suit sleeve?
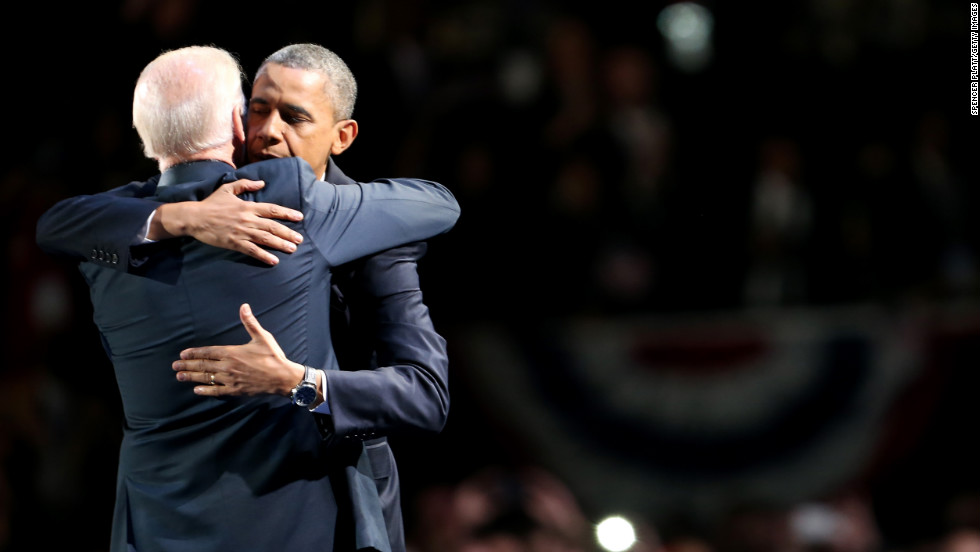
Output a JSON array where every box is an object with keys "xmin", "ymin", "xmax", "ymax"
[
  {"xmin": 319, "ymin": 242, "xmax": 450, "ymax": 437},
  {"xmin": 35, "ymin": 181, "xmax": 162, "ymax": 270},
  {"xmin": 297, "ymin": 163, "xmax": 460, "ymax": 266}
]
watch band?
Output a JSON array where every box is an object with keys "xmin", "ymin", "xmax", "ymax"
[{"xmin": 291, "ymin": 365, "xmax": 318, "ymax": 407}]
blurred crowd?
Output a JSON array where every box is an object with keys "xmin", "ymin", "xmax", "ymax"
[
  {"xmin": 399, "ymin": 462, "xmax": 980, "ymax": 552},
  {"xmin": 2, "ymin": 0, "xmax": 978, "ymax": 551}
]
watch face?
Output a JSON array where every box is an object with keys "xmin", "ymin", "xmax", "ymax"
[{"xmin": 293, "ymin": 384, "xmax": 317, "ymax": 407}]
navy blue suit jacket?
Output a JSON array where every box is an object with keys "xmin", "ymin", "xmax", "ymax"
[
  {"xmin": 35, "ymin": 157, "xmax": 458, "ymax": 552},
  {"xmin": 323, "ymin": 159, "xmax": 450, "ymax": 552}
]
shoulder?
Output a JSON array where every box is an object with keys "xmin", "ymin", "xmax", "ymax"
[
  {"xmin": 235, "ymin": 157, "xmax": 318, "ymax": 183},
  {"xmin": 231, "ymin": 158, "xmax": 342, "ymax": 210}
]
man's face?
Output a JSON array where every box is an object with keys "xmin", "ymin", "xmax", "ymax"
[{"xmin": 247, "ymin": 63, "xmax": 339, "ymax": 178}]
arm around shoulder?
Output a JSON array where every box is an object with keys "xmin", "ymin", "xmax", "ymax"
[
  {"xmin": 35, "ymin": 181, "xmax": 163, "ymax": 269},
  {"xmin": 302, "ymin": 175, "xmax": 461, "ymax": 267}
]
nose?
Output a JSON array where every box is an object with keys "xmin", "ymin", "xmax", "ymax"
[{"xmin": 255, "ymin": 111, "xmax": 284, "ymax": 146}]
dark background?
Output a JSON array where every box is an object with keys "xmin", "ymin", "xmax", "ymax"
[{"xmin": 2, "ymin": 1, "xmax": 978, "ymax": 551}]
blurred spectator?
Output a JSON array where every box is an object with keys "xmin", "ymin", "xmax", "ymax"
[
  {"xmin": 713, "ymin": 502, "xmax": 794, "ymax": 552},
  {"xmin": 787, "ymin": 492, "xmax": 882, "ymax": 552},
  {"xmin": 592, "ymin": 44, "xmax": 674, "ymax": 311},
  {"xmin": 944, "ymin": 493, "xmax": 980, "ymax": 534},
  {"xmin": 600, "ymin": 45, "xmax": 673, "ymax": 216},
  {"xmin": 743, "ymin": 136, "xmax": 813, "ymax": 308},
  {"xmin": 409, "ymin": 465, "xmax": 592, "ymax": 552},
  {"xmin": 940, "ymin": 529, "xmax": 980, "ymax": 552},
  {"xmin": 540, "ymin": 17, "xmax": 600, "ymax": 152}
]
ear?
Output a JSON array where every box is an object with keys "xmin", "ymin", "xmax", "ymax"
[
  {"xmin": 330, "ymin": 119, "xmax": 359, "ymax": 155},
  {"xmin": 232, "ymin": 106, "xmax": 246, "ymax": 144}
]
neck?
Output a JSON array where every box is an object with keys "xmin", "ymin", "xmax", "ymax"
[{"xmin": 159, "ymin": 143, "xmax": 236, "ymax": 172}]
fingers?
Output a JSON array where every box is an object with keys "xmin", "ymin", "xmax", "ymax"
[
  {"xmin": 192, "ymin": 384, "xmax": 226, "ymax": 396},
  {"xmin": 174, "ymin": 360, "xmax": 229, "ymax": 395},
  {"xmin": 172, "ymin": 359, "xmax": 221, "ymax": 380},
  {"xmin": 253, "ymin": 216, "xmax": 304, "ymax": 244},
  {"xmin": 253, "ymin": 202, "xmax": 304, "ymax": 223},
  {"xmin": 216, "ymin": 181, "xmax": 304, "ymax": 229},
  {"xmin": 179, "ymin": 346, "xmax": 227, "ymax": 361},
  {"xmin": 174, "ymin": 365, "xmax": 219, "ymax": 383},
  {"xmin": 238, "ymin": 241, "xmax": 281, "ymax": 266},
  {"xmin": 246, "ymin": 219, "xmax": 303, "ymax": 251},
  {"xmin": 174, "ymin": 370, "xmax": 227, "ymax": 396},
  {"xmin": 236, "ymin": 206, "xmax": 304, "ymax": 264},
  {"xmin": 221, "ymin": 179, "xmax": 266, "ymax": 195},
  {"xmin": 239, "ymin": 303, "xmax": 267, "ymax": 342}
]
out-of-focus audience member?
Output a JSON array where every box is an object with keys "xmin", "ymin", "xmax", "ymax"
[
  {"xmin": 787, "ymin": 492, "xmax": 881, "ymax": 552},
  {"xmin": 409, "ymin": 466, "xmax": 592, "ymax": 552},
  {"xmin": 940, "ymin": 529, "xmax": 980, "ymax": 552},
  {"xmin": 743, "ymin": 136, "xmax": 812, "ymax": 308}
]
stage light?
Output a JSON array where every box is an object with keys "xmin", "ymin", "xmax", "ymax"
[
  {"xmin": 596, "ymin": 515, "xmax": 637, "ymax": 552},
  {"xmin": 656, "ymin": 2, "xmax": 714, "ymax": 72}
]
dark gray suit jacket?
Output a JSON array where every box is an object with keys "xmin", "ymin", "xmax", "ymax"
[{"xmin": 36, "ymin": 157, "xmax": 459, "ymax": 551}]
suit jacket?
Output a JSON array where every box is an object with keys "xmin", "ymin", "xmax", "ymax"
[
  {"xmin": 36, "ymin": 159, "xmax": 453, "ymax": 551},
  {"xmin": 324, "ymin": 159, "xmax": 450, "ymax": 552},
  {"xmin": 36, "ymin": 157, "xmax": 459, "ymax": 552}
]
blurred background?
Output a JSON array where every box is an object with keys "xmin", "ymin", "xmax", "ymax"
[{"xmin": 2, "ymin": 1, "xmax": 978, "ymax": 551}]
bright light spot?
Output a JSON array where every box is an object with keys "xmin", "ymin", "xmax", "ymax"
[
  {"xmin": 656, "ymin": 2, "xmax": 714, "ymax": 72},
  {"xmin": 596, "ymin": 515, "xmax": 637, "ymax": 552}
]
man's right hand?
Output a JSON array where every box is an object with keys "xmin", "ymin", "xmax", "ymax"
[{"xmin": 150, "ymin": 179, "xmax": 304, "ymax": 265}]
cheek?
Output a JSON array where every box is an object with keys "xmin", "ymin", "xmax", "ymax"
[
  {"xmin": 299, "ymin": 129, "xmax": 332, "ymax": 155},
  {"xmin": 282, "ymin": 134, "xmax": 302, "ymax": 154},
  {"xmin": 317, "ymin": 128, "xmax": 340, "ymax": 151}
]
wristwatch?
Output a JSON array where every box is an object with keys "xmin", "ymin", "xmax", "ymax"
[{"xmin": 290, "ymin": 365, "xmax": 318, "ymax": 408}]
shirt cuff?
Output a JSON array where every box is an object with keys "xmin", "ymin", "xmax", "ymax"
[
  {"xmin": 135, "ymin": 210, "xmax": 157, "ymax": 244},
  {"xmin": 310, "ymin": 369, "xmax": 330, "ymax": 414}
]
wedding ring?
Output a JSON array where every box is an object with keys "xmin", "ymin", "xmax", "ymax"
[{"xmin": 209, "ymin": 373, "xmax": 216, "ymax": 386}]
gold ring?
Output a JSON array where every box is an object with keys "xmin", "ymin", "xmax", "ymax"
[{"xmin": 209, "ymin": 373, "xmax": 216, "ymax": 386}]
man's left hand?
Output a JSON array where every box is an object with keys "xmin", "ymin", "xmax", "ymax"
[{"xmin": 173, "ymin": 303, "xmax": 305, "ymax": 397}]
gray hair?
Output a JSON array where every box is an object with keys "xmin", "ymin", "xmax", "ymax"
[
  {"xmin": 132, "ymin": 46, "xmax": 246, "ymax": 162},
  {"xmin": 257, "ymin": 43, "xmax": 357, "ymax": 121}
]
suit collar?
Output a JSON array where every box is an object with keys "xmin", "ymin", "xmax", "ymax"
[
  {"xmin": 324, "ymin": 157, "xmax": 354, "ymax": 186},
  {"xmin": 158, "ymin": 159, "xmax": 235, "ymax": 188},
  {"xmin": 155, "ymin": 160, "xmax": 235, "ymax": 202}
]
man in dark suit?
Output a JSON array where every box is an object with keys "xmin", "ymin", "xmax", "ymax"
[
  {"xmin": 37, "ymin": 44, "xmax": 451, "ymax": 552},
  {"xmin": 35, "ymin": 45, "xmax": 459, "ymax": 552}
]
